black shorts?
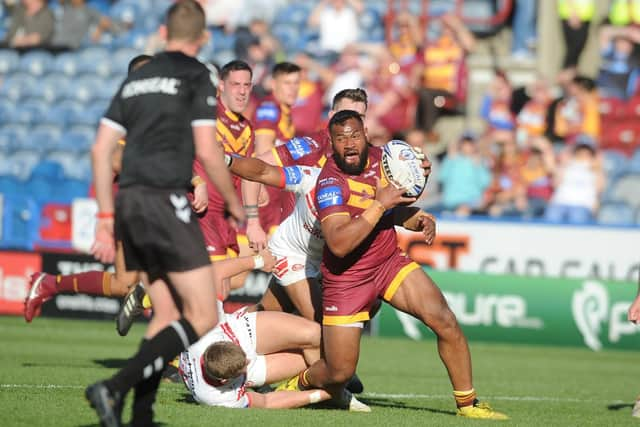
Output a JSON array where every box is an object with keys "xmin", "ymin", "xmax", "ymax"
[{"xmin": 115, "ymin": 186, "xmax": 211, "ymax": 281}]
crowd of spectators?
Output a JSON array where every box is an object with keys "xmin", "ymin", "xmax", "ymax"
[{"xmin": 2, "ymin": 0, "xmax": 640, "ymax": 226}]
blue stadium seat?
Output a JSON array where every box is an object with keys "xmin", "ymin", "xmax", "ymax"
[
  {"xmin": 111, "ymin": 29, "xmax": 150, "ymax": 50},
  {"xmin": 210, "ymin": 29, "xmax": 236, "ymax": 52},
  {"xmin": 87, "ymin": 0, "xmax": 111, "ymax": 14},
  {"xmin": 77, "ymin": 52, "xmax": 113, "ymax": 78},
  {"xmin": 629, "ymin": 150, "xmax": 640, "ymax": 174},
  {"xmin": 52, "ymin": 52, "xmax": 80, "ymax": 76},
  {"xmin": 0, "ymin": 193, "xmax": 41, "ymax": 250},
  {"xmin": 602, "ymin": 149, "xmax": 629, "ymax": 181},
  {"xmin": 610, "ymin": 173, "xmax": 640, "ymax": 207},
  {"xmin": 46, "ymin": 150, "xmax": 78, "ymax": 178},
  {"xmin": 18, "ymin": 50, "xmax": 55, "ymax": 77},
  {"xmin": 0, "ymin": 98, "xmax": 14, "ymax": 125},
  {"xmin": 0, "ymin": 128, "xmax": 19, "ymax": 153},
  {"xmin": 57, "ymin": 177, "xmax": 90, "ymax": 201},
  {"xmin": 110, "ymin": 1, "xmax": 138, "ymax": 26},
  {"xmin": 0, "ymin": 74, "xmax": 38, "ymax": 102},
  {"xmin": 35, "ymin": 73, "xmax": 73, "ymax": 103},
  {"xmin": 23, "ymin": 127, "xmax": 62, "ymax": 154},
  {"xmin": 65, "ymin": 75, "xmax": 102, "ymax": 103},
  {"xmin": 25, "ymin": 160, "xmax": 68, "ymax": 204},
  {"xmin": 68, "ymin": 107, "xmax": 100, "ymax": 128},
  {"xmin": 0, "ymin": 49, "xmax": 19, "ymax": 74},
  {"xmin": 7, "ymin": 100, "xmax": 48, "ymax": 125},
  {"xmin": 8, "ymin": 150, "xmax": 41, "ymax": 180},
  {"xmin": 112, "ymin": 47, "xmax": 141, "ymax": 75},
  {"xmin": 359, "ymin": 8, "xmax": 382, "ymax": 32},
  {"xmin": 272, "ymin": 25, "xmax": 300, "ymax": 53},
  {"xmin": 40, "ymin": 101, "xmax": 82, "ymax": 128},
  {"xmin": 59, "ymin": 129, "xmax": 95, "ymax": 153},
  {"xmin": 0, "ymin": 123, "xmax": 29, "ymax": 141},
  {"xmin": 598, "ymin": 201, "xmax": 635, "ymax": 225}
]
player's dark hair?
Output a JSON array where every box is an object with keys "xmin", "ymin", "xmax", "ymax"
[
  {"xmin": 166, "ymin": 0, "xmax": 205, "ymax": 42},
  {"xmin": 332, "ymin": 88, "xmax": 368, "ymax": 110},
  {"xmin": 220, "ymin": 60, "xmax": 253, "ymax": 80},
  {"xmin": 272, "ymin": 61, "xmax": 301, "ymax": 78},
  {"xmin": 203, "ymin": 342, "xmax": 247, "ymax": 380},
  {"xmin": 127, "ymin": 54, "xmax": 153, "ymax": 74},
  {"xmin": 328, "ymin": 109, "xmax": 364, "ymax": 133}
]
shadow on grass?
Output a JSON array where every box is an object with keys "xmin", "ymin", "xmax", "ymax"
[
  {"xmin": 607, "ymin": 402, "xmax": 634, "ymax": 411},
  {"xmin": 79, "ymin": 423, "xmax": 168, "ymax": 427},
  {"xmin": 91, "ymin": 358, "xmax": 129, "ymax": 369},
  {"xmin": 360, "ymin": 396, "xmax": 456, "ymax": 416},
  {"xmin": 176, "ymin": 393, "xmax": 199, "ymax": 405}
]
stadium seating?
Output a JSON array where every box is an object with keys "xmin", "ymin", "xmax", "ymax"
[
  {"xmin": 0, "ymin": 49, "xmax": 18, "ymax": 74},
  {"xmin": 18, "ymin": 50, "xmax": 54, "ymax": 77},
  {"xmin": 609, "ymin": 173, "xmax": 640, "ymax": 208},
  {"xmin": 597, "ymin": 201, "xmax": 635, "ymax": 226},
  {"xmin": 52, "ymin": 52, "xmax": 80, "ymax": 76},
  {"xmin": 0, "ymin": 193, "xmax": 41, "ymax": 250}
]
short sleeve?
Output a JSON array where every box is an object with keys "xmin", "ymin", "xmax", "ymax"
[
  {"xmin": 191, "ymin": 67, "xmax": 218, "ymax": 127},
  {"xmin": 315, "ymin": 174, "xmax": 349, "ymax": 222}
]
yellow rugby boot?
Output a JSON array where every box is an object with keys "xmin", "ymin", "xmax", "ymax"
[{"xmin": 457, "ymin": 401, "xmax": 509, "ymax": 420}]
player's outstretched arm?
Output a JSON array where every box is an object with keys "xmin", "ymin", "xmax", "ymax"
[
  {"xmin": 246, "ymin": 389, "xmax": 330, "ymax": 409},
  {"xmin": 213, "ymin": 249, "xmax": 276, "ymax": 299},
  {"xmin": 229, "ymin": 155, "xmax": 285, "ymax": 188}
]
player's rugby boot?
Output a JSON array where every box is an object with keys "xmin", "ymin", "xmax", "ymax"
[
  {"xmin": 116, "ymin": 282, "xmax": 146, "ymax": 336},
  {"xmin": 85, "ymin": 381, "xmax": 123, "ymax": 427},
  {"xmin": 24, "ymin": 273, "xmax": 56, "ymax": 322},
  {"xmin": 457, "ymin": 400, "xmax": 509, "ymax": 420}
]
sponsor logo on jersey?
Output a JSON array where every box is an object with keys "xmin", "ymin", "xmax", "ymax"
[
  {"xmin": 317, "ymin": 186, "xmax": 343, "ymax": 209},
  {"xmin": 324, "ymin": 305, "xmax": 339, "ymax": 312},
  {"xmin": 122, "ymin": 77, "xmax": 180, "ymax": 98},
  {"xmin": 286, "ymin": 137, "xmax": 314, "ymax": 160},
  {"xmin": 283, "ymin": 166, "xmax": 303, "ymax": 186},
  {"xmin": 256, "ymin": 103, "xmax": 278, "ymax": 122}
]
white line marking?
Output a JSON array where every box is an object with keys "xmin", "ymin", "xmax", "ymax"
[
  {"xmin": 0, "ymin": 384, "xmax": 626, "ymax": 405},
  {"xmin": 362, "ymin": 392, "xmax": 622, "ymax": 403}
]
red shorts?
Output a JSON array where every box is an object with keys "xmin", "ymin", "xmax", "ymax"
[
  {"xmin": 197, "ymin": 208, "xmax": 239, "ymax": 261},
  {"xmin": 321, "ymin": 252, "xmax": 420, "ymax": 326}
]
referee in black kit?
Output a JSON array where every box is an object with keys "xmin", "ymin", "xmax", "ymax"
[{"xmin": 86, "ymin": 2, "xmax": 245, "ymax": 426}]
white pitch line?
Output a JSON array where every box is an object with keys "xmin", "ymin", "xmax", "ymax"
[
  {"xmin": 0, "ymin": 385, "xmax": 626, "ymax": 405},
  {"xmin": 362, "ymin": 392, "xmax": 622, "ymax": 403}
]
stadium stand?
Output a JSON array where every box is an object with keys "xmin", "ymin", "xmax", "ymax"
[{"xmin": 0, "ymin": 0, "xmax": 638, "ymax": 250}]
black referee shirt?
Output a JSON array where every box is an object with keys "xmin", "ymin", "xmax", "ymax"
[{"xmin": 102, "ymin": 51, "xmax": 218, "ymax": 190}]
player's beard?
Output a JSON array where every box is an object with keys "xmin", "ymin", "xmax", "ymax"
[{"xmin": 334, "ymin": 143, "xmax": 369, "ymax": 175}]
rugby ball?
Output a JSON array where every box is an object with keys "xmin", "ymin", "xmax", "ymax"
[{"xmin": 381, "ymin": 140, "xmax": 427, "ymax": 198}]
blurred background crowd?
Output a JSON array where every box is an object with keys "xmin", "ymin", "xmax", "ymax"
[{"xmin": 1, "ymin": 0, "xmax": 640, "ymax": 251}]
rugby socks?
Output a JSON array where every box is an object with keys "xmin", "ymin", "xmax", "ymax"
[
  {"xmin": 298, "ymin": 368, "xmax": 312, "ymax": 390},
  {"xmin": 55, "ymin": 271, "xmax": 111, "ymax": 296},
  {"xmin": 131, "ymin": 339, "xmax": 162, "ymax": 427},
  {"xmin": 453, "ymin": 388, "xmax": 477, "ymax": 408},
  {"xmin": 106, "ymin": 318, "xmax": 198, "ymax": 396}
]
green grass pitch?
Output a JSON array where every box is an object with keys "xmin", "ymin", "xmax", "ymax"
[{"xmin": 0, "ymin": 315, "xmax": 638, "ymax": 426}]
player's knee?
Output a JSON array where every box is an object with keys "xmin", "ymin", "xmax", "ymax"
[
  {"xmin": 301, "ymin": 322, "xmax": 321, "ymax": 348},
  {"xmin": 421, "ymin": 306, "xmax": 459, "ymax": 334},
  {"xmin": 327, "ymin": 364, "xmax": 356, "ymax": 385}
]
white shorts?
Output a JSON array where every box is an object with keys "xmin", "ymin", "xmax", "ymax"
[{"xmin": 271, "ymin": 253, "xmax": 320, "ymax": 287}]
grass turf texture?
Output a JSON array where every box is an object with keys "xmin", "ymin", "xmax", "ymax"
[{"xmin": 0, "ymin": 316, "xmax": 638, "ymax": 427}]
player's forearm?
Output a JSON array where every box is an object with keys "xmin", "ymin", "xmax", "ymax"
[
  {"xmin": 250, "ymin": 389, "xmax": 331, "ymax": 409},
  {"xmin": 254, "ymin": 134, "xmax": 276, "ymax": 156},
  {"xmin": 230, "ymin": 156, "xmax": 281, "ymax": 188},
  {"xmin": 323, "ymin": 202, "xmax": 386, "ymax": 257},
  {"xmin": 394, "ymin": 207, "xmax": 422, "ymax": 230}
]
